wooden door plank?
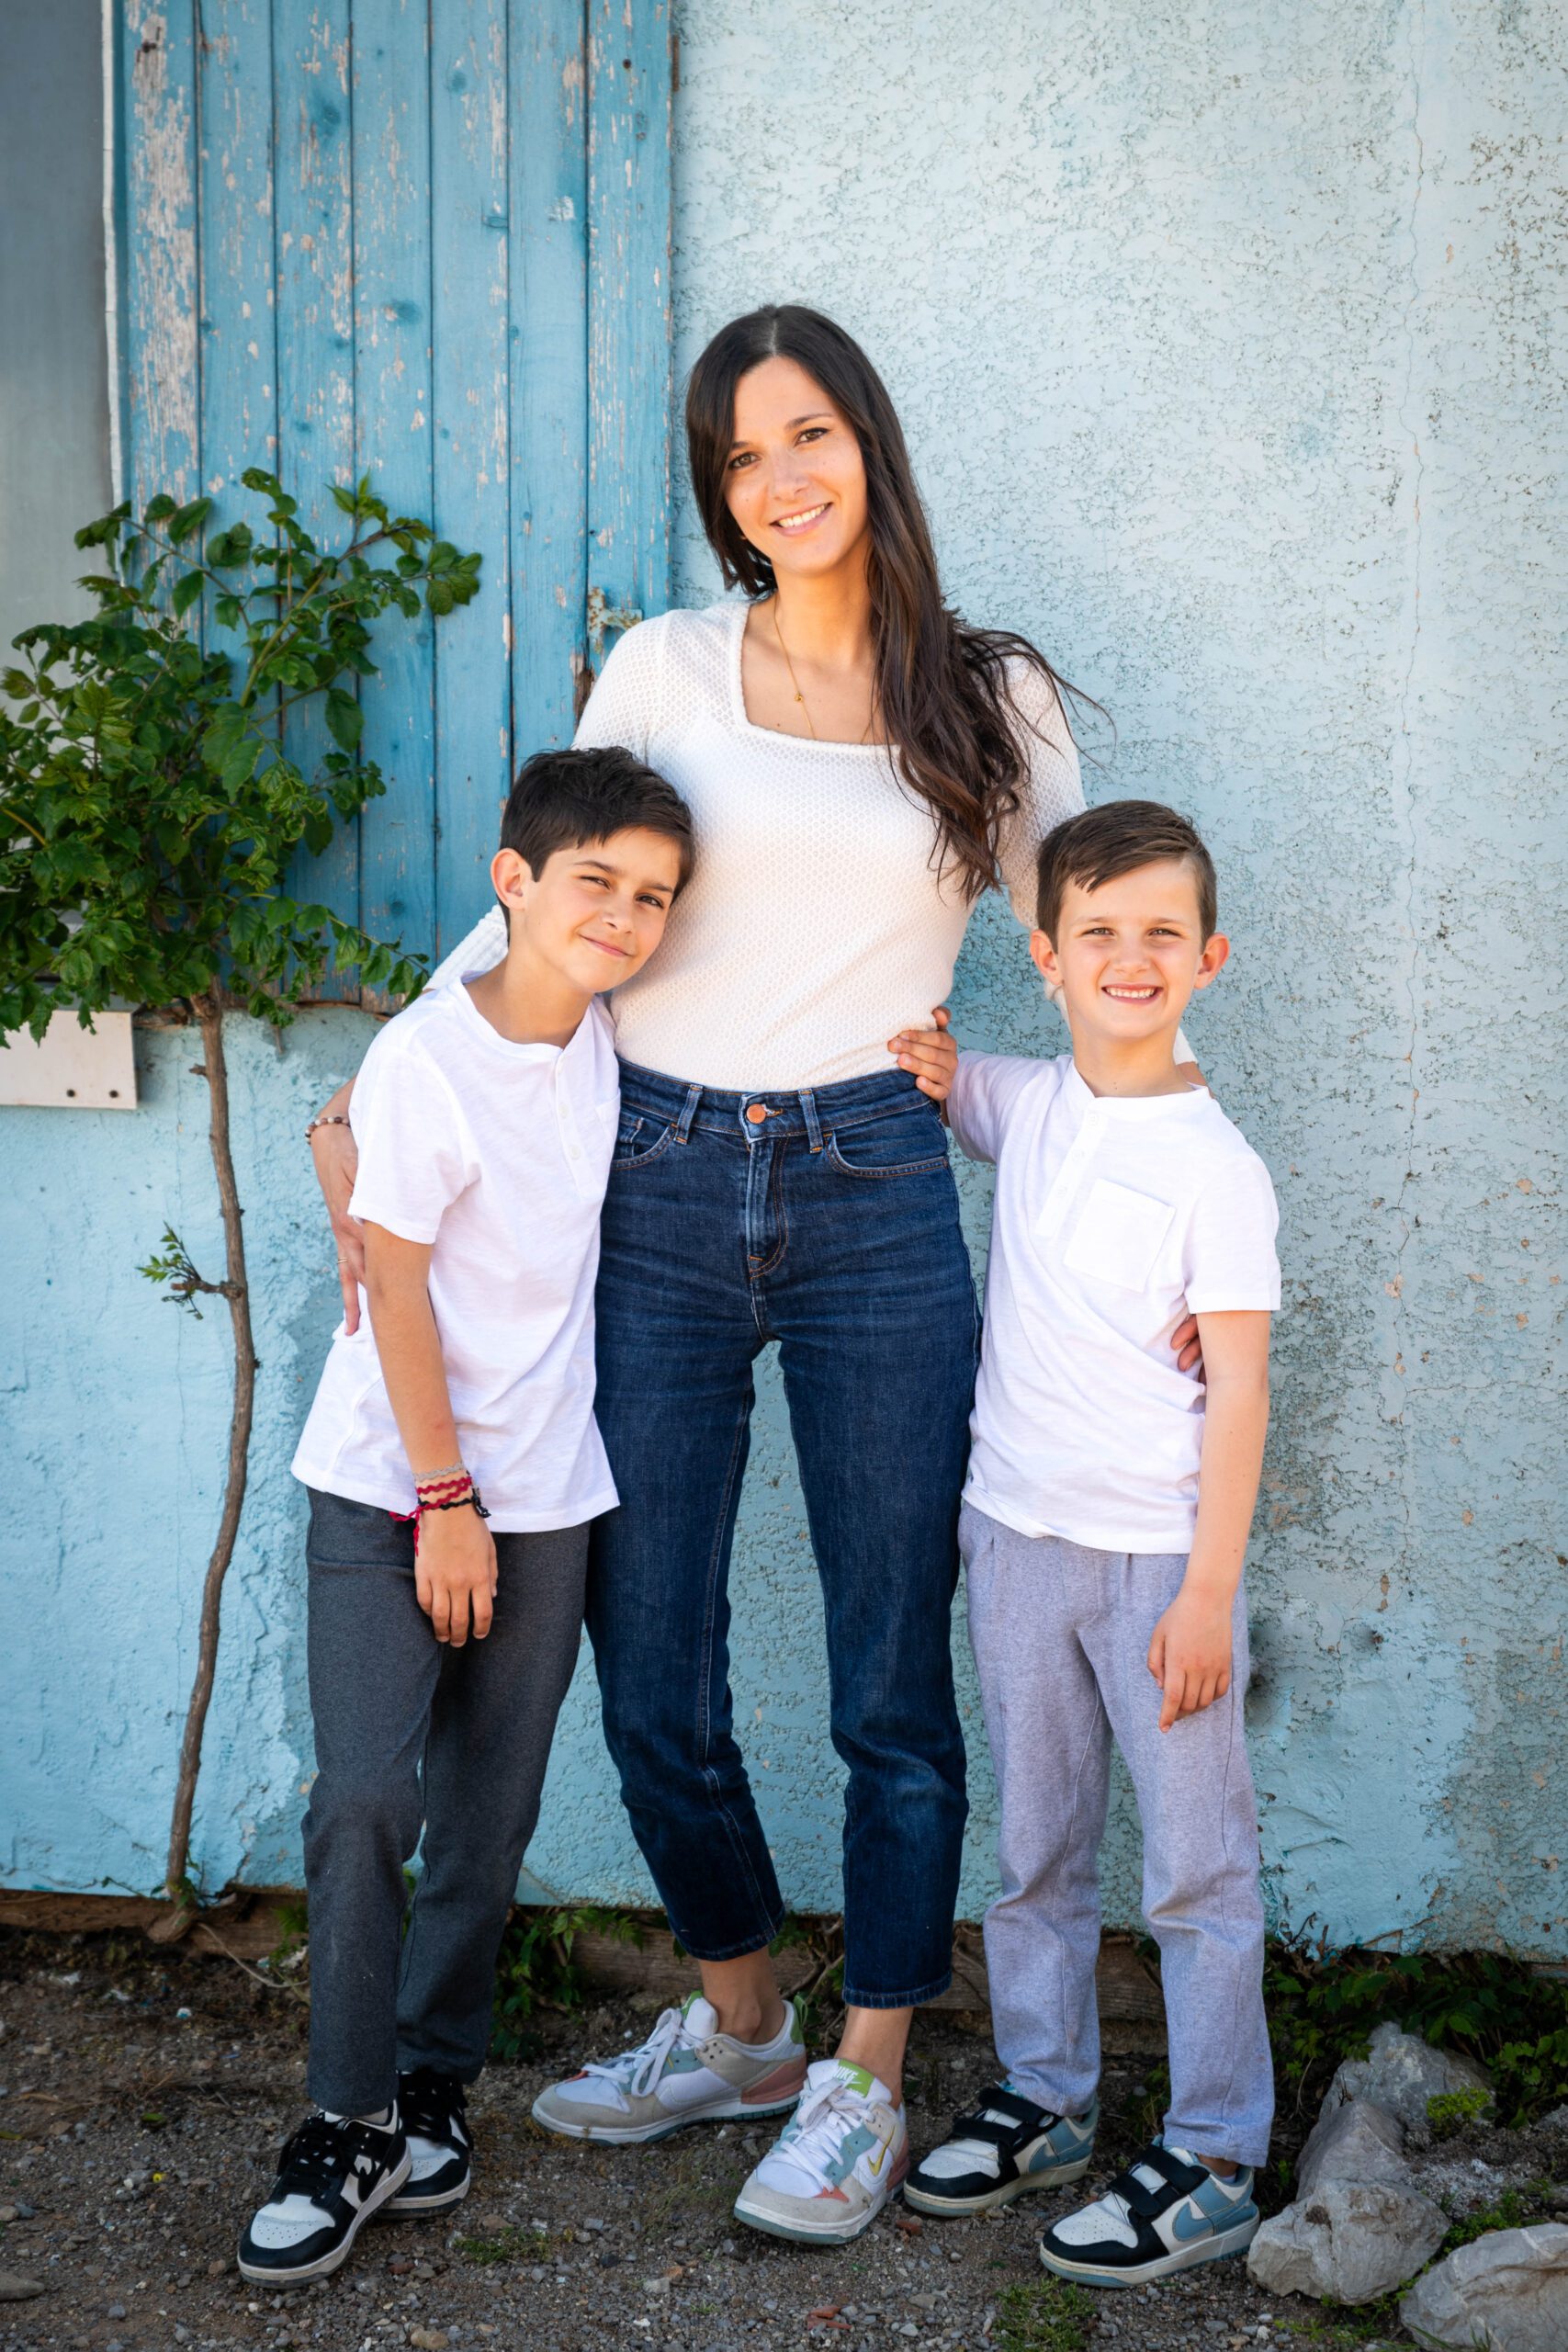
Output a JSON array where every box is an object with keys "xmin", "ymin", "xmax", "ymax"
[
  {"xmin": 119, "ymin": 1, "xmax": 201, "ymax": 510},
  {"xmin": 586, "ymin": 0, "xmax": 673, "ymax": 648},
  {"xmin": 197, "ymin": 0, "xmax": 277, "ymax": 669},
  {"xmin": 274, "ymin": 0, "xmax": 361, "ymax": 973},
  {"xmin": 351, "ymin": 0, "xmax": 437, "ymax": 977},
  {"xmin": 509, "ymin": 0, "xmax": 589, "ymax": 756},
  {"xmin": 431, "ymin": 0, "xmax": 513, "ymax": 958}
]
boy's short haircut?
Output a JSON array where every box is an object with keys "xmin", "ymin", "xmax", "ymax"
[
  {"xmin": 1035, "ymin": 800, "xmax": 1218, "ymax": 942},
  {"xmin": 500, "ymin": 744, "xmax": 695, "ymax": 893}
]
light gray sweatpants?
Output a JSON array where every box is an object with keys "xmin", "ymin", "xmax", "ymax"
[{"xmin": 962, "ymin": 1502, "xmax": 1273, "ymax": 2168}]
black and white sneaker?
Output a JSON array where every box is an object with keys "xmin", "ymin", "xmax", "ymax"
[
  {"xmin": 386, "ymin": 2067, "xmax": 472, "ymax": 2213},
  {"xmin": 237, "ymin": 2109, "xmax": 411, "ymax": 2285},
  {"xmin": 1038, "ymin": 2135, "xmax": 1259, "ymax": 2288},
  {"xmin": 905, "ymin": 2086, "xmax": 1098, "ymax": 2217}
]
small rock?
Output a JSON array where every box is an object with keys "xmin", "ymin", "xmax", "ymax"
[
  {"xmin": 107, "ymin": 2302, "xmax": 128, "ymax": 2319},
  {"xmin": 1297, "ymin": 2097, "xmax": 1412, "ymax": 2193},
  {"xmin": 1247, "ymin": 2177, "xmax": 1449, "ymax": 2303},
  {"xmin": 1324, "ymin": 2022, "xmax": 1492, "ymax": 2145},
  {"xmin": 1539, "ymin": 2106, "xmax": 1568, "ymax": 2138},
  {"xmin": 1398, "ymin": 2222, "xmax": 1568, "ymax": 2351},
  {"xmin": 11, "ymin": 2203, "xmax": 34, "ymax": 2221},
  {"xmin": 207, "ymin": 2256, "xmax": 229, "ymax": 2278},
  {"xmin": 0, "ymin": 2206, "xmax": 16, "ymax": 2223},
  {"xmin": 407, "ymin": 2330, "xmax": 448, "ymax": 2351},
  {"xmin": 0, "ymin": 2274, "xmax": 46, "ymax": 2303}
]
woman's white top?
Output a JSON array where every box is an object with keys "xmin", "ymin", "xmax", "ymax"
[
  {"xmin": 430, "ymin": 601, "xmax": 1086, "ymax": 1091},
  {"xmin": 291, "ymin": 985, "xmax": 620, "ymax": 1531}
]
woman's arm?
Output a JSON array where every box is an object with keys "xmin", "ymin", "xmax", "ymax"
[{"xmin": 310, "ymin": 1079, "xmax": 366, "ymax": 1331}]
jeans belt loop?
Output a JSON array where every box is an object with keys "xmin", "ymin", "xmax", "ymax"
[
  {"xmin": 799, "ymin": 1088, "xmax": 823, "ymax": 1155},
  {"xmin": 675, "ymin": 1083, "xmax": 702, "ymax": 1145}
]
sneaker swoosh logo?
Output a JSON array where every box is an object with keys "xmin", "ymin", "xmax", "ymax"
[{"xmin": 1170, "ymin": 2205, "xmax": 1213, "ymax": 2242}]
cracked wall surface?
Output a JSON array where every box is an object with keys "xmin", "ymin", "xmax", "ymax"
[{"xmin": 3, "ymin": 0, "xmax": 1564, "ymax": 1953}]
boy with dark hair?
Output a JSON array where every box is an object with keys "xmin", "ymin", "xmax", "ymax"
[
  {"xmin": 906, "ymin": 800, "xmax": 1280, "ymax": 2289},
  {"xmin": 240, "ymin": 748, "xmax": 692, "ymax": 2285}
]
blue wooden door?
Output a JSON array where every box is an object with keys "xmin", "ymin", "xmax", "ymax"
[{"xmin": 113, "ymin": 0, "xmax": 672, "ymax": 978}]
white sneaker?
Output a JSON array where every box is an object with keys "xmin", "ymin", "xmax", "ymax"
[
  {"xmin": 732, "ymin": 2058, "xmax": 908, "ymax": 2245},
  {"xmin": 904, "ymin": 2085, "xmax": 1098, "ymax": 2216},
  {"xmin": 1039, "ymin": 2135, "xmax": 1259, "ymax": 2287},
  {"xmin": 530, "ymin": 1994, "xmax": 807, "ymax": 2145}
]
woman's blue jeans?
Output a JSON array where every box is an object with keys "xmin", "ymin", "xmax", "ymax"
[{"xmin": 586, "ymin": 1059, "xmax": 978, "ymax": 2008}]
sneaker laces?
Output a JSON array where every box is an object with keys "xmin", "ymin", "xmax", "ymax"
[
  {"xmin": 579, "ymin": 2003, "xmax": 703, "ymax": 2101},
  {"xmin": 777, "ymin": 2072, "xmax": 878, "ymax": 2188},
  {"xmin": 400, "ymin": 2068, "xmax": 466, "ymax": 2146},
  {"xmin": 273, "ymin": 2114, "xmax": 378, "ymax": 2199}
]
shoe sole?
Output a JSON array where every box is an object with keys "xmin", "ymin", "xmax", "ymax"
[
  {"xmin": 530, "ymin": 2089, "xmax": 803, "ymax": 2146},
  {"xmin": 731, "ymin": 2189, "xmax": 889, "ymax": 2246},
  {"xmin": 237, "ymin": 2148, "xmax": 413, "ymax": 2286},
  {"xmin": 903, "ymin": 2151, "xmax": 1093, "ymax": 2218},
  {"xmin": 1038, "ymin": 2212, "xmax": 1259, "ymax": 2289},
  {"xmin": 385, "ymin": 2172, "xmax": 470, "ymax": 2216}
]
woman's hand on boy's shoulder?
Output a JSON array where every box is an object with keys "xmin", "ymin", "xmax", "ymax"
[{"xmin": 890, "ymin": 1004, "xmax": 958, "ymax": 1101}]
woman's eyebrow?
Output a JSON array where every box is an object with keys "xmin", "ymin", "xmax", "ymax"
[{"xmin": 727, "ymin": 412, "xmax": 834, "ymax": 450}]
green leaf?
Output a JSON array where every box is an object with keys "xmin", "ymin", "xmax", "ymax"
[
  {"xmin": 166, "ymin": 497, "xmax": 213, "ymax": 548},
  {"xmin": 425, "ymin": 578, "xmax": 456, "ymax": 617},
  {"xmin": 240, "ymin": 467, "xmax": 281, "ymax": 495},
  {"xmin": 324, "ymin": 689, "xmax": 363, "ymax": 752},
  {"xmin": 171, "ymin": 570, "xmax": 206, "ymax": 619},
  {"xmin": 141, "ymin": 493, "xmax": 177, "ymax": 526}
]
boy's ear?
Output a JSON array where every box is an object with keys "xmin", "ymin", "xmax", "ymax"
[
  {"xmin": 490, "ymin": 846, "xmax": 534, "ymax": 913},
  {"xmin": 1191, "ymin": 932, "xmax": 1230, "ymax": 990},
  {"xmin": 1029, "ymin": 928, "xmax": 1062, "ymax": 991}
]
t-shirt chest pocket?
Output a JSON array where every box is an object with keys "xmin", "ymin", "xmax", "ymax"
[{"xmin": 1062, "ymin": 1177, "xmax": 1175, "ymax": 1292}]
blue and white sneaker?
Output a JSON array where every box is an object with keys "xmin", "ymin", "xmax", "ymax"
[
  {"xmin": 905, "ymin": 2085, "xmax": 1098, "ymax": 2217},
  {"xmin": 1038, "ymin": 2135, "xmax": 1259, "ymax": 2287},
  {"xmin": 733, "ymin": 2059, "xmax": 908, "ymax": 2245}
]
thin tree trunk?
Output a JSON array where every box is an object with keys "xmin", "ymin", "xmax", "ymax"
[{"xmin": 161, "ymin": 991, "xmax": 257, "ymax": 1904}]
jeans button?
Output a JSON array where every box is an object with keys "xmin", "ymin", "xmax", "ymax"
[{"xmin": 745, "ymin": 1102, "xmax": 768, "ymax": 1125}]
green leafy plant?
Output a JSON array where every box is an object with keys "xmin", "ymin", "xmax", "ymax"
[
  {"xmin": 1427, "ymin": 2085, "xmax": 1494, "ymax": 2139},
  {"xmin": 0, "ymin": 472, "xmax": 480, "ymax": 1913},
  {"xmin": 491, "ymin": 1903, "xmax": 643, "ymax": 2061},
  {"xmin": 1438, "ymin": 2180, "xmax": 1557, "ymax": 2254},
  {"xmin": 1264, "ymin": 1938, "xmax": 1568, "ymax": 2127}
]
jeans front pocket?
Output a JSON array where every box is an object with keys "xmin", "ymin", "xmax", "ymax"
[
  {"xmin": 825, "ymin": 1102, "xmax": 951, "ymax": 1181},
  {"xmin": 614, "ymin": 1109, "xmax": 679, "ymax": 1170}
]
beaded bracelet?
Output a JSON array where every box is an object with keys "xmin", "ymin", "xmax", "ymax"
[{"xmin": 305, "ymin": 1112, "xmax": 352, "ymax": 1145}]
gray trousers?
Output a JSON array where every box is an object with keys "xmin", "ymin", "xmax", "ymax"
[
  {"xmin": 962, "ymin": 1503, "xmax": 1273, "ymax": 2167},
  {"xmin": 301, "ymin": 1488, "xmax": 587, "ymax": 2116}
]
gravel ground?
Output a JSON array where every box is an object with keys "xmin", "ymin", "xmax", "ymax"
[{"xmin": 0, "ymin": 1928, "xmax": 1481, "ymax": 2352}]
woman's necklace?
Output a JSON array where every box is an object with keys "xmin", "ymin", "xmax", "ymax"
[{"xmin": 771, "ymin": 600, "xmax": 875, "ymax": 744}]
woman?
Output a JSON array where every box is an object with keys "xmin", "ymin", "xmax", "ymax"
[{"xmin": 312, "ymin": 306, "xmax": 1197, "ymax": 2244}]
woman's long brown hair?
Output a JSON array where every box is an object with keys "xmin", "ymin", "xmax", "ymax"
[{"xmin": 685, "ymin": 304, "xmax": 1102, "ymax": 903}]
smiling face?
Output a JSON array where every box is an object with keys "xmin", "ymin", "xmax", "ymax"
[
  {"xmin": 491, "ymin": 826, "xmax": 683, "ymax": 999},
  {"xmin": 722, "ymin": 354, "xmax": 872, "ymax": 582},
  {"xmin": 1032, "ymin": 858, "xmax": 1229, "ymax": 1052}
]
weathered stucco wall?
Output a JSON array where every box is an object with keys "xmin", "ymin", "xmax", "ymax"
[{"xmin": 4, "ymin": 0, "xmax": 1564, "ymax": 1954}]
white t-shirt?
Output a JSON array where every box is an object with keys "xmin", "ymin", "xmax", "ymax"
[
  {"xmin": 427, "ymin": 603, "xmax": 1087, "ymax": 1090},
  {"xmin": 291, "ymin": 984, "xmax": 620, "ymax": 1532},
  {"xmin": 948, "ymin": 1050, "xmax": 1280, "ymax": 1555}
]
